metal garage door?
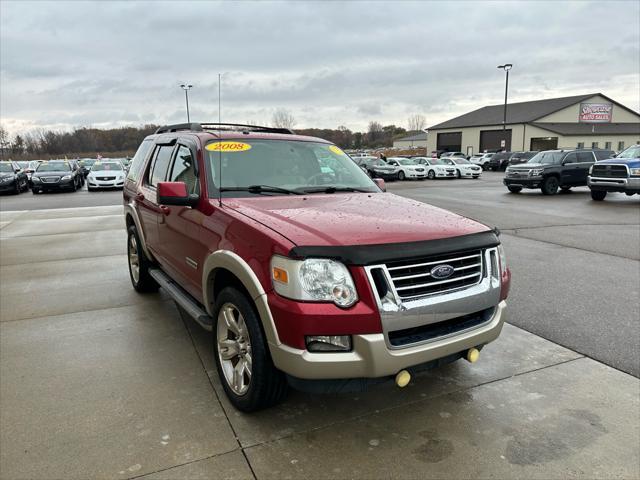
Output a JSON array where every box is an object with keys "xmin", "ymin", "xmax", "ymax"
[
  {"xmin": 480, "ymin": 129, "xmax": 512, "ymax": 151},
  {"xmin": 437, "ymin": 132, "xmax": 462, "ymax": 152}
]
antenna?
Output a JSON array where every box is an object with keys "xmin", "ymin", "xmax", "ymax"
[{"xmin": 218, "ymin": 73, "xmax": 222, "ymax": 207}]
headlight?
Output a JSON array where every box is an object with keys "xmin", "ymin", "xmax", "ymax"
[
  {"xmin": 530, "ymin": 168, "xmax": 544, "ymax": 176},
  {"xmin": 61, "ymin": 175, "xmax": 72, "ymax": 180},
  {"xmin": 505, "ymin": 167, "xmax": 512, "ymax": 172},
  {"xmin": 630, "ymin": 168, "xmax": 640, "ymax": 176},
  {"xmin": 271, "ymin": 256, "xmax": 358, "ymax": 307},
  {"xmin": 497, "ymin": 244, "xmax": 507, "ymax": 274},
  {"xmin": 31, "ymin": 176, "xmax": 41, "ymax": 182}
]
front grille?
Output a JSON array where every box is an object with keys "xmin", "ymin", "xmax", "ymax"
[
  {"xmin": 388, "ymin": 308, "xmax": 494, "ymax": 347},
  {"xmin": 41, "ymin": 177, "xmax": 60, "ymax": 183},
  {"xmin": 591, "ymin": 164, "xmax": 628, "ymax": 178},
  {"xmin": 507, "ymin": 170, "xmax": 529, "ymax": 177},
  {"xmin": 97, "ymin": 176, "xmax": 116, "ymax": 181},
  {"xmin": 386, "ymin": 249, "xmax": 483, "ymax": 301},
  {"xmin": 415, "ymin": 168, "xmax": 425, "ymax": 172}
]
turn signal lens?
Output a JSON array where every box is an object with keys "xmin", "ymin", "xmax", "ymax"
[{"xmin": 272, "ymin": 267, "xmax": 289, "ymax": 284}]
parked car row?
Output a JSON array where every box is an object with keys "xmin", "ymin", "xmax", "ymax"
[
  {"xmin": 353, "ymin": 156, "xmax": 482, "ymax": 181},
  {"xmin": 503, "ymin": 145, "xmax": 639, "ymax": 200}
]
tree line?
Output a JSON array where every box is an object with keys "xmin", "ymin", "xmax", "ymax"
[{"xmin": 0, "ymin": 114, "xmax": 426, "ymax": 160}]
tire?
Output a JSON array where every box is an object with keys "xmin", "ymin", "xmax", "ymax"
[
  {"xmin": 13, "ymin": 182, "xmax": 20, "ymax": 195},
  {"xmin": 127, "ymin": 225, "xmax": 159, "ymax": 293},
  {"xmin": 481, "ymin": 163, "xmax": 488, "ymax": 171},
  {"xmin": 32, "ymin": 188, "xmax": 39, "ymax": 194},
  {"xmin": 591, "ymin": 190, "xmax": 607, "ymax": 201},
  {"xmin": 213, "ymin": 287, "xmax": 288, "ymax": 412},
  {"xmin": 427, "ymin": 170, "xmax": 436, "ymax": 180},
  {"xmin": 541, "ymin": 176, "xmax": 559, "ymax": 195},
  {"xmin": 507, "ymin": 186, "xmax": 522, "ymax": 193},
  {"xmin": 398, "ymin": 170, "xmax": 405, "ymax": 181},
  {"xmin": 560, "ymin": 186, "xmax": 571, "ymax": 193},
  {"xmin": 456, "ymin": 169, "xmax": 461, "ymax": 179}
]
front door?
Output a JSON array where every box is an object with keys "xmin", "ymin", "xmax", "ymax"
[
  {"xmin": 156, "ymin": 141, "xmax": 208, "ymax": 302},
  {"xmin": 576, "ymin": 151, "xmax": 596, "ymax": 184},
  {"xmin": 560, "ymin": 152, "xmax": 579, "ymax": 185}
]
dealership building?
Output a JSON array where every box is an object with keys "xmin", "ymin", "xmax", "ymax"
[{"xmin": 426, "ymin": 93, "xmax": 640, "ymax": 155}]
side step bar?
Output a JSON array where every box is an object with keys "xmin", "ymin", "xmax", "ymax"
[{"xmin": 149, "ymin": 268, "xmax": 213, "ymax": 331}]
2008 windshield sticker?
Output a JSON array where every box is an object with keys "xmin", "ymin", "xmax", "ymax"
[
  {"xmin": 205, "ymin": 141, "xmax": 252, "ymax": 152},
  {"xmin": 328, "ymin": 145, "xmax": 344, "ymax": 155}
]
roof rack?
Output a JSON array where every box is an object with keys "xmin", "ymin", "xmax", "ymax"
[
  {"xmin": 200, "ymin": 123, "xmax": 295, "ymax": 135},
  {"xmin": 155, "ymin": 123, "xmax": 203, "ymax": 134}
]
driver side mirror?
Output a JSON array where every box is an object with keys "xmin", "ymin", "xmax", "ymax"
[
  {"xmin": 373, "ymin": 178, "xmax": 386, "ymax": 192},
  {"xmin": 157, "ymin": 181, "xmax": 199, "ymax": 207}
]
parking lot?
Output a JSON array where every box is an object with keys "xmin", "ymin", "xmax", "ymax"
[{"xmin": 1, "ymin": 172, "xmax": 638, "ymax": 479}]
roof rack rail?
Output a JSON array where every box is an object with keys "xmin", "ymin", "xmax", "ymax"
[
  {"xmin": 154, "ymin": 123, "xmax": 203, "ymax": 134},
  {"xmin": 200, "ymin": 123, "xmax": 295, "ymax": 135}
]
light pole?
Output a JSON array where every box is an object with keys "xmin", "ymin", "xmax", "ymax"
[
  {"xmin": 180, "ymin": 83, "xmax": 193, "ymax": 123},
  {"xmin": 497, "ymin": 64, "xmax": 512, "ymax": 150}
]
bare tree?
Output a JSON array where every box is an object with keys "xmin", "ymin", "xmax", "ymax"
[
  {"xmin": 271, "ymin": 109, "xmax": 295, "ymax": 129},
  {"xmin": 407, "ymin": 114, "xmax": 426, "ymax": 132}
]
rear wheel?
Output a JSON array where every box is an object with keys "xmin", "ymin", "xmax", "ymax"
[
  {"xmin": 591, "ymin": 190, "xmax": 607, "ymax": 201},
  {"xmin": 427, "ymin": 170, "xmax": 436, "ymax": 180},
  {"xmin": 507, "ymin": 186, "xmax": 522, "ymax": 193},
  {"xmin": 214, "ymin": 287, "xmax": 288, "ymax": 412},
  {"xmin": 398, "ymin": 170, "xmax": 405, "ymax": 181},
  {"xmin": 541, "ymin": 176, "xmax": 559, "ymax": 195},
  {"xmin": 127, "ymin": 225, "xmax": 159, "ymax": 292}
]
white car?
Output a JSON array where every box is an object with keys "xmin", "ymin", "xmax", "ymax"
[
  {"xmin": 413, "ymin": 157, "xmax": 457, "ymax": 179},
  {"xmin": 439, "ymin": 158, "xmax": 482, "ymax": 179},
  {"xmin": 386, "ymin": 157, "xmax": 427, "ymax": 180},
  {"xmin": 440, "ymin": 152, "xmax": 467, "ymax": 160},
  {"xmin": 86, "ymin": 160, "xmax": 126, "ymax": 191},
  {"xmin": 469, "ymin": 153, "xmax": 495, "ymax": 170}
]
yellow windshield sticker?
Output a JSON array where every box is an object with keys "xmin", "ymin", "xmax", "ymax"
[
  {"xmin": 206, "ymin": 141, "xmax": 252, "ymax": 152},
  {"xmin": 329, "ymin": 145, "xmax": 344, "ymax": 155}
]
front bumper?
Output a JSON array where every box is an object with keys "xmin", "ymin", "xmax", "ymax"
[
  {"xmin": 461, "ymin": 170, "xmax": 481, "ymax": 178},
  {"xmin": 405, "ymin": 171, "xmax": 427, "ymax": 179},
  {"xmin": 31, "ymin": 179, "xmax": 74, "ymax": 190},
  {"xmin": 588, "ymin": 176, "xmax": 640, "ymax": 193},
  {"xmin": 503, "ymin": 176, "xmax": 542, "ymax": 189},
  {"xmin": 88, "ymin": 178, "xmax": 125, "ymax": 188},
  {"xmin": 0, "ymin": 179, "xmax": 17, "ymax": 191},
  {"xmin": 270, "ymin": 301, "xmax": 506, "ymax": 379}
]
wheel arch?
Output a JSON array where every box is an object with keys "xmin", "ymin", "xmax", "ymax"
[
  {"xmin": 202, "ymin": 250, "xmax": 280, "ymax": 346},
  {"xmin": 124, "ymin": 204, "xmax": 153, "ymax": 259}
]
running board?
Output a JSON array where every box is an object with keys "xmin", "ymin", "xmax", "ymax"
[{"xmin": 149, "ymin": 268, "xmax": 213, "ymax": 331}]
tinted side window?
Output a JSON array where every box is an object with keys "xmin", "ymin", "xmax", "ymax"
[
  {"xmin": 563, "ymin": 153, "xmax": 578, "ymax": 164},
  {"xmin": 577, "ymin": 152, "xmax": 595, "ymax": 163},
  {"xmin": 148, "ymin": 146, "xmax": 174, "ymax": 187},
  {"xmin": 168, "ymin": 145, "xmax": 199, "ymax": 194},
  {"xmin": 127, "ymin": 140, "xmax": 153, "ymax": 182}
]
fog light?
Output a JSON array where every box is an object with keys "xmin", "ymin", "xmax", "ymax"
[{"xmin": 305, "ymin": 335, "xmax": 352, "ymax": 352}]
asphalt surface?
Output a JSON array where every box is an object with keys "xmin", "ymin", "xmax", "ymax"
[
  {"xmin": 1, "ymin": 178, "xmax": 639, "ymax": 479},
  {"xmin": 3, "ymin": 172, "xmax": 638, "ymax": 376}
]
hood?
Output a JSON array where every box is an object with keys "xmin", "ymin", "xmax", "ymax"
[
  {"xmin": 595, "ymin": 158, "xmax": 640, "ymax": 167},
  {"xmin": 511, "ymin": 163, "xmax": 542, "ymax": 169},
  {"xmin": 90, "ymin": 169, "xmax": 124, "ymax": 175},
  {"xmin": 33, "ymin": 171, "xmax": 69, "ymax": 177},
  {"xmin": 223, "ymin": 192, "xmax": 490, "ymax": 247}
]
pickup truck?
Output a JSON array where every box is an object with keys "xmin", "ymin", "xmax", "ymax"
[
  {"xmin": 588, "ymin": 145, "xmax": 640, "ymax": 201},
  {"xmin": 123, "ymin": 123, "xmax": 510, "ymax": 412}
]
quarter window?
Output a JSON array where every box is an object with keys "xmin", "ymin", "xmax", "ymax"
[
  {"xmin": 168, "ymin": 145, "xmax": 199, "ymax": 194},
  {"xmin": 577, "ymin": 152, "xmax": 595, "ymax": 163},
  {"xmin": 148, "ymin": 145, "xmax": 175, "ymax": 187},
  {"xmin": 563, "ymin": 153, "xmax": 577, "ymax": 164}
]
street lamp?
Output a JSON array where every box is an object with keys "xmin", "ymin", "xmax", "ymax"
[
  {"xmin": 497, "ymin": 64, "xmax": 512, "ymax": 150},
  {"xmin": 180, "ymin": 83, "xmax": 193, "ymax": 123}
]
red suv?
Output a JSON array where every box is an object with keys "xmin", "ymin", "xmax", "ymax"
[{"xmin": 124, "ymin": 123, "xmax": 511, "ymax": 412}]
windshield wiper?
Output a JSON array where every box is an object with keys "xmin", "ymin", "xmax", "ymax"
[
  {"xmin": 300, "ymin": 186, "xmax": 371, "ymax": 194},
  {"xmin": 220, "ymin": 185, "xmax": 302, "ymax": 195}
]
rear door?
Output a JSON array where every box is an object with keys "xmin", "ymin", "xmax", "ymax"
[
  {"xmin": 156, "ymin": 140, "xmax": 207, "ymax": 300},
  {"xmin": 576, "ymin": 151, "xmax": 596, "ymax": 184}
]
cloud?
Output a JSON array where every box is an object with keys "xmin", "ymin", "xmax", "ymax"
[{"xmin": 1, "ymin": 0, "xmax": 638, "ymax": 136}]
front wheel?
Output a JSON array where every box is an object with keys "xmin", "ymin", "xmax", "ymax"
[
  {"xmin": 591, "ymin": 190, "xmax": 607, "ymax": 201},
  {"xmin": 398, "ymin": 170, "xmax": 405, "ymax": 181},
  {"xmin": 541, "ymin": 176, "xmax": 559, "ymax": 195},
  {"xmin": 127, "ymin": 225, "xmax": 159, "ymax": 292},
  {"xmin": 214, "ymin": 287, "xmax": 288, "ymax": 412},
  {"xmin": 427, "ymin": 170, "xmax": 436, "ymax": 180},
  {"xmin": 456, "ymin": 169, "xmax": 461, "ymax": 179},
  {"xmin": 507, "ymin": 186, "xmax": 522, "ymax": 193}
]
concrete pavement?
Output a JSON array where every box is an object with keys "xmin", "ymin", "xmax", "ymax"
[{"xmin": 1, "ymin": 202, "xmax": 639, "ymax": 479}]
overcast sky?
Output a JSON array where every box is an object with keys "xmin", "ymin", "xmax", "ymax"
[{"xmin": 1, "ymin": 0, "xmax": 638, "ymax": 136}]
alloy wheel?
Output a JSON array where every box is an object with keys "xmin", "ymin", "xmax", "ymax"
[
  {"xmin": 217, "ymin": 303, "xmax": 252, "ymax": 396},
  {"xmin": 128, "ymin": 234, "xmax": 140, "ymax": 283}
]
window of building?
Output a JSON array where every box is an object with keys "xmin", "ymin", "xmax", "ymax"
[
  {"xmin": 604, "ymin": 142, "xmax": 612, "ymax": 150},
  {"xmin": 618, "ymin": 141, "xmax": 625, "ymax": 151},
  {"xmin": 591, "ymin": 142, "xmax": 599, "ymax": 149},
  {"xmin": 577, "ymin": 142, "xmax": 584, "ymax": 149}
]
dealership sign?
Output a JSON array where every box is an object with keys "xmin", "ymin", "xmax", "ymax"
[{"xmin": 579, "ymin": 103, "xmax": 613, "ymax": 123}]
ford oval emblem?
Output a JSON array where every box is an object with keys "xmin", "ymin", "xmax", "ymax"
[{"xmin": 430, "ymin": 264, "xmax": 455, "ymax": 280}]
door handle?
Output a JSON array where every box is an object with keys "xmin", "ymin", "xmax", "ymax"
[
  {"xmin": 135, "ymin": 193, "xmax": 145, "ymax": 202},
  {"xmin": 160, "ymin": 205, "xmax": 171, "ymax": 215}
]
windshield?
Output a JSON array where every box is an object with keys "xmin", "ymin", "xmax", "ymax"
[
  {"xmin": 453, "ymin": 159, "xmax": 470, "ymax": 164},
  {"xmin": 528, "ymin": 152, "xmax": 563, "ymax": 165},
  {"xmin": 36, "ymin": 162, "xmax": 71, "ymax": 172},
  {"xmin": 398, "ymin": 158, "xmax": 419, "ymax": 165},
  {"xmin": 617, "ymin": 145, "xmax": 640, "ymax": 159},
  {"xmin": 206, "ymin": 140, "xmax": 378, "ymax": 196},
  {"xmin": 81, "ymin": 159, "xmax": 96, "ymax": 167},
  {"xmin": 16, "ymin": 161, "xmax": 29, "ymax": 168},
  {"xmin": 0, "ymin": 163, "xmax": 13, "ymax": 173},
  {"xmin": 91, "ymin": 162, "xmax": 123, "ymax": 171}
]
